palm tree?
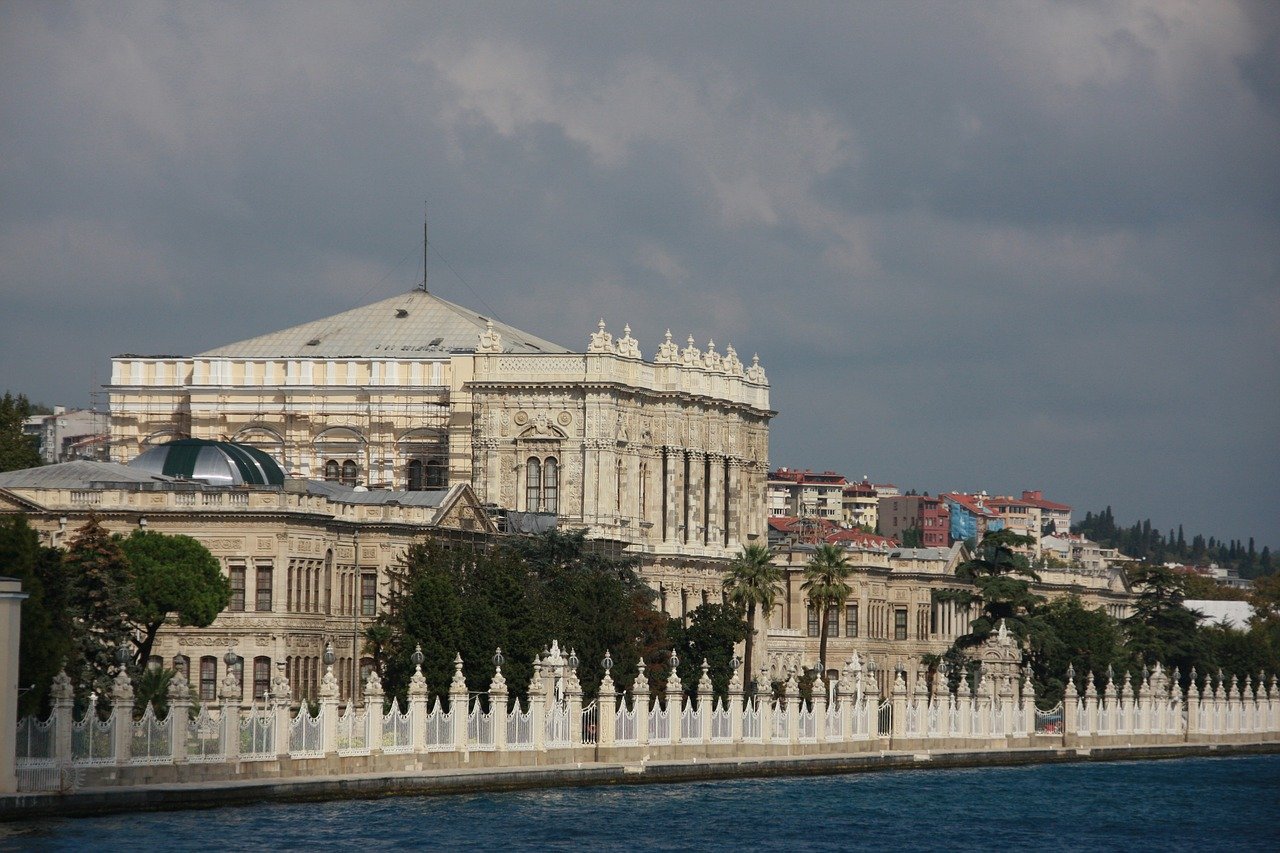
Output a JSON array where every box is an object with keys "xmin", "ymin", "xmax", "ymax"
[
  {"xmin": 723, "ymin": 544, "xmax": 781, "ymax": 693},
  {"xmin": 801, "ymin": 543, "xmax": 853, "ymax": 693}
]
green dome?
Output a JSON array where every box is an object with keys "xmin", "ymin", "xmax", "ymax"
[{"xmin": 129, "ymin": 439, "xmax": 285, "ymax": 486}]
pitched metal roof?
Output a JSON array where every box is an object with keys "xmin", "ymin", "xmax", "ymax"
[
  {"xmin": 301, "ymin": 479, "xmax": 450, "ymax": 507},
  {"xmin": 0, "ymin": 460, "xmax": 175, "ymax": 489},
  {"xmin": 198, "ymin": 290, "xmax": 568, "ymax": 358}
]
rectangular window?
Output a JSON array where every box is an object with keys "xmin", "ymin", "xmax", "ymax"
[
  {"xmin": 894, "ymin": 607, "xmax": 908, "ymax": 641},
  {"xmin": 255, "ymin": 563, "xmax": 273, "ymax": 612},
  {"xmin": 199, "ymin": 656, "xmax": 217, "ymax": 702},
  {"xmin": 845, "ymin": 604, "xmax": 859, "ymax": 637},
  {"xmin": 807, "ymin": 606, "xmax": 819, "ymax": 638},
  {"xmin": 826, "ymin": 606, "xmax": 839, "ymax": 637},
  {"xmin": 229, "ymin": 564, "xmax": 246, "ymax": 612},
  {"xmin": 361, "ymin": 572, "xmax": 376, "ymax": 617}
]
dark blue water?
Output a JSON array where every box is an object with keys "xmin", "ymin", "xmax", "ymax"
[{"xmin": 4, "ymin": 755, "xmax": 1279, "ymax": 851}]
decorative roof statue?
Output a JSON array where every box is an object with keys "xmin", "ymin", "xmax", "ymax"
[
  {"xmin": 702, "ymin": 339, "xmax": 723, "ymax": 372},
  {"xmin": 680, "ymin": 335, "xmax": 702, "ymax": 367},
  {"xmin": 723, "ymin": 344, "xmax": 745, "ymax": 376},
  {"xmin": 746, "ymin": 353, "xmax": 768, "ymax": 384},
  {"xmin": 477, "ymin": 317, "xmax": 503, "ymax": 353},
  {"xmin": 588, "ymin": 319, "xmax": 614, "ymax": 353},
  {"xmin": 655, "ymin": 329, "xmax": 680, "ymax": 363},
  {"xmin": 615, "ymin": 324, "xmax": 642, "ymax": 359}
]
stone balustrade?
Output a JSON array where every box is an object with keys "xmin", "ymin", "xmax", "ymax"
[{"xmin": 13, "ymin": 652, "xmax": 1280, "ymax": 794}]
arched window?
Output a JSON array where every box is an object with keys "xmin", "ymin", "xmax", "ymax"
[
  {"xmin": 425, "ymin": 458, "xmax": 445, "ymax": 488},
  {"xmin": 543, "ymin": 456, "xmax": 558, "ymax": 514},
  {"xmin": 324, "ymin": 460, "xmax": 340, "ymax": 482},
  {"xmin": 341, "ymin": 459, "xmax": 358, "ymax": 486},
  {"xmin": 526, "ymin": 457, "xmax": 542, "ymax": 511},
  {"xmin": 407, "ymin": 459, "xmax": 424, "ymax": 491},
  {"xmin": 253, "ymin": 656, "xmax": 271, "ymax": 701}
]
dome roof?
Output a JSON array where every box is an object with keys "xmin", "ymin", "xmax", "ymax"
[{"xmin": 128, "ymin": 439, "xmax": 285, "ymax": 486}]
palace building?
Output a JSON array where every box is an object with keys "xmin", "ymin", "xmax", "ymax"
[{"xmin": 106, "ymin": 288, "xmax": 774, "ymax": 606}]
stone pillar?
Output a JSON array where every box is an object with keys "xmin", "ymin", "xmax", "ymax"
[
  {"xmin": 220, "ymin": 671, "xmax": 241, "ymax": 762},
  {"xmin": 728, "ymin": 663, "xmax": 744, "ymax": 744},
  {"xmin": 698, "ymin": 660, "xmax": 713, "ymax": 746},
  {"xmin": 957, "ymin": 677, "xmax": 972, "ymax": 739},
  {"xmin": 319, "ymin": 662, "xmax": 341, "ymax": 756},
  {"xmin": 999, "ymin": 676, "xmax": 1016, "ymax": 739},
  {"xmin": 449, "ymin": 653, "xmax": 469, "ymax": 754},
  {"xmin": 1063, "ymin": 668, "xmax": 1079, "ymax": 744},
  {"xmin": 597, "ymin": 671, "xmax": 616, "ymax": 750},
  {"xmin": 632, "ymin": 660, "xmax": 649, "ymax": 749},
  {"xmin": 565, "ymin": 655, "xmax": 583, "ymax": 748},
  {"xmin": 1136, "ymin": 670, "xmax": 1151, "ymax": 735},
  {"xmin": 111, "ymin": 669, "xmax": 135, "ymax": 765},
  {"xmin": 363, "ymin": 669, "xmax": 384, "ymax": 757},
  {"xmin": 974, "ymin": 673, "xmax": 991, "ymax": 740},
  {"xmin": 890, "ymin": 670, "xmax": 908, "ymax": 745},
  {"xmin": 663, "ymin": 448, "xmax": 679, "ymax": 545},
  {"xmin": 272, "ymin": 666, "xmax": 292, "ymax": 758},
  {"xmin": 0, "ymin": 578, "xmax": 25, "ymax": 793},
  {"xmin": 815, "ymin": 686, "xmax": 829, "ymax": 746},
  {"xmin": 529, "ymin": 660, "xmax": 547, "ymax": 752},
  {"xmin": 490, "ymin": 666, "xmax": 509, "ymax": 752},
  {"xmin": 1020, "ymin": 672, "xmax": 1036, "ymax": 740},
  {"xmin": 50, "ymin": 669, "xmax": 75, "ymax": 768},
  {"xmin": 757, "ymin": 667, "xmax": 773, "ymax": 746},
  {"xmin": 1084, "ymin": 673, "xmax": 1099, "ymax": 737},
  {"xmin": 1103, "ymin": 673, "xmax": 1118, "ymax": 736},
  {"xmin": 666, "ymin": 660, "xmax": 683, "ymax": 747},
  {"xmin": 784, "ymin": 671, "xmax": 800, "ymax": 746},
  {"xmin": 167, "ymin": 674, "xmax": 192, "ymax": 765}
]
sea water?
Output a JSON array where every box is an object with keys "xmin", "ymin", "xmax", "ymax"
[{"xmin": 4, "ymin": 755, "xmax": 1278, "ymax": 851}]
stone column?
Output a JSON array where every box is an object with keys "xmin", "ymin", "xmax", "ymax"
[
  {"xmin": 597, "ymin": 671, "xmax": 616, "ymax": 750},
  {"xmin": 784, "ymin": 671, "xmax": 800, "ymax": 746},
  {"xmin": 1084, "ymin": 674, "xmax": 1099, "ymax": 738},
  {"xmin": 697, "ymin": 660, "xmax": 714, "ymax": 746},
  {"xmin": 974, "ymin": 674, "xmax": 991, "ymax": 740},
  {"xmin": 757, "ymin": 667, "xmax": 773, "ymax": 746},
  {"xmin": 663, "ymin": 448, "xmax": 679, "ymax": 545},
  {"xmin": 1020, "ymin": 673, "xmax": 1036, "ymax": 740},
  {"xmin": 999, "ymin": 676, "xmax": 1016, "ymax": 739},
  {"xmin": 666, "ymin": 661, "xmax": 683, "ymax": 747},
  {"xmin": 957, "ymin": 677, "xmax": 972, "ymax": 739},
  {"xmin": 890, "ymin": 670, "xmax": 907, "ymax": 745},
  {"xmin": 167, "ymin": 675, "xmax": 191, "ymax": 765},
  {"xmin": 363, "ymin": 669, "xmax": 384, "ymax": 757},
  {"xmin": 449, "ymin": 654, "xmax": 469, "ymax": 754},
  {"xmin": 272, "ymin": 667, "xmax": 292, "ymax": 759},
  {"xmin": 728, "ymin": 664, "xmax": 744, "ymax": 744},
  {"xmin": 565, "ymin": 656, "xmax": 583, "ymax": 748},
  {"xmin": 319, "ymin": 662, "xmax": 341, "ymax": 756},
  {"xmin": 529, "ymin": 660, "xmax": 546, "ymax": 752},
  {"xmin": 632, "ymin": 660, "xmax": 649, "ymax": 749},
  {"xmin": 687, "ymin": 451, "xmax": 705, "ymax": 547},
  {"xmin": 49, "ymin": 669, "xmax": 75, "ymax": 768},
  {"xmin": 490, "ymin": 666, "xmax": 509, "ymax": 752},
  {"xmin": 1063, "ymin": 668, "xmax": 1079, "ymax": 744},
  {"xmin": 220, "ymin": 671, "xmax": 242, "ymax": 762},
  {"xmin": 111, "ymin": 669, "xmax": 135, "ymax": 765}
]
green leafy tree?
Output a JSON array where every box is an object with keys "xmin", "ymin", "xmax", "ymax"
[
  {"xmin": 1031, "ymin": 596, "xmax": 1128, "ymax": 705},
  {"xmin": 937, "ymin": 528, "xmax": 1045, "ymax": 649},
  {"xmin": 722, "ymin": 543, "xmax": 781, "ymax": 691},
  {"xmin": 899, "ymin": 526, "xmax": 924, "ymax": 548},
  {"xmin": 1, "ymin": 515, "xmax": 73, "ymax": 715},
  {"xmin": 1122, "ymin": 562, "xmax": 1204, "ymax": 675},
  {"xmin": 801, "ymin": 543, "xmax": 853, "ymax": 690},
  {"xmin": 63, "ymin": 515, "xmax": 135, "ymax": 693},
  {"xmin": 117, "ymin": 530, "xmax": 230, "ymax": 666},
  {"xmin": 0, "ymin": 391, "xmax": 42, "ymax": 472},
  {"xmin": 666, "ymin": 603, "xmax": 748, "ymax": 700}
]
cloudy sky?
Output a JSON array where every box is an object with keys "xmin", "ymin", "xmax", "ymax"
[{"xmin": 2, "ymin": 2, "xmax": 1277, "ymax": 547}]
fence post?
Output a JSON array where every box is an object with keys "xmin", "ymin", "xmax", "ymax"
[
  {"xmin": 565, "ymin": 651, "xmax": 583, "ymax": 748},
  {"xmin": 167, "ymin": 674, "xmax": 191, "ymax": 765},
  {"xmin": 529, "ymin": 659, "xmax": 546, "ymax": 753},
  {"xmin": 632, "ymin": 659, "xmax": 649, "ymax": 749},
  {"xmin": 698, "ymin": 660, "xmax": 713, "ymax": 746},
  {"xmin": 50, "ymin": 669, "xmax": 75, "ymax": 767},
  {"xmin": 449, "ymin": 654, "xmax": 469, "ymax": 754},
  {"xmin": 666, "ymin": 661, "xmax": 683, "ymax": 748},
  {"xmin": 957, "ymin": 676, "xmax": 972, "ymax": 739},
  {"xmin": 1020, "ymin": 672, "xmax": 1035, "ymax": 739},
  {"xmin": 491, "ymin": 664, "xmax": 509, "ymax": 752},
  {"xmin": 890, "ymin": 670, "xmax": 907, "ymax": 746},
  {"xmin": 1084, "ymin": 673, "xmax": 1099, "ymax": 738},
  {"xmin": 272, "ymin": 667, "xmax": 292, "ymax": 759},
  {"xmin": 319, "ymin": 660, "xmax": 341, "ymax": 756},
  {"xmin": 728, "ymin": 663, "xmax": 744, "ymax": 744},
  {"xmin": 364, "ymin": 669, "xmax": 385, "ymax": 757},
  {"xmin": 1062, "ymin": 667, "xmax": 1078, "ymax": 744},
  {"xmin": 784, "ymin": 671, "xmax": 800, "ymax": 746},
  {"xmin": 219, "ymin": 670, "xmax": 241, "ymax": 763},
  {"xmin": 757, "ymin": 667, "xmax": 773, "ymax": 746},
  {"xmin": 111, "ymin": 668, "xmax": 134, "ymax": 765},
  {"xmin": 597, "ymin": 669, "xmax": 615, "ymax": 750}
]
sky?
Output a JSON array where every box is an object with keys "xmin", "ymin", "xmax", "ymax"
[{"xmin": 1, "ymin": 2, "xmax": 1277, "ymax": 548}]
